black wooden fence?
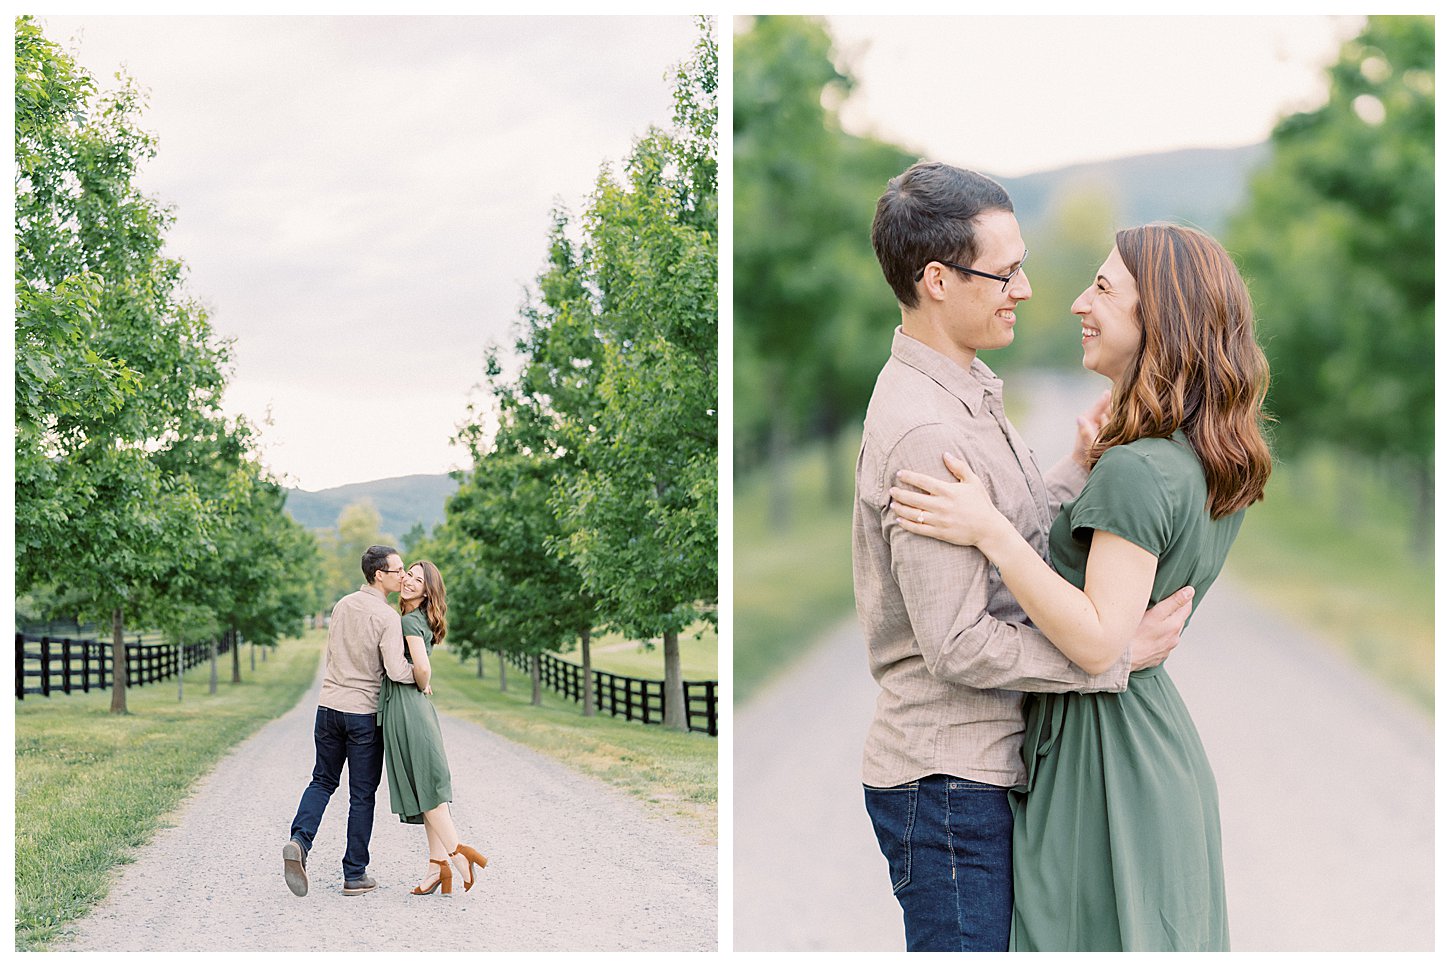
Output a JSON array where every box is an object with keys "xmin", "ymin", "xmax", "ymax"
[
  {"xmin": 497, "ymin": 649, "xmax": 718, "ymax": 737},
  {"xmin": 15, "ymin": 632, "xmax": 232, "ymax": 700}
]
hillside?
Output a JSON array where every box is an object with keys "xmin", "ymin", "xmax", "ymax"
[
  {"xmin": 996, "ymin": 143, "xmax": 1271, "ymax": 232},
  {"xmin": 283, "ymin": 473, "xmax": 460, "ymax": 538}
]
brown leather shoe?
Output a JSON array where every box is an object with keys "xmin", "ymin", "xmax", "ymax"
[
  {"xmin": 342, "ymin": 874, "xmax": 378, "ymax": 895},
  {"xmin": 449, "ymin": 843, "xmax": 488, "ymax": 892},
  {"xmin": 411, "ymin": 858, "xmax": 452, "ymax": 896},
  {"xmin": 283, "ymin": 838, "xmax": 308, "ymax": 897}
]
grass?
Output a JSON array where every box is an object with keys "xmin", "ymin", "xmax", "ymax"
[
  {"xmin": 1227, "ymin": 447, "xmax": 1433, "ymax": 713},
  {"xmin": 734, "ymin": 433, "xmax": 860, "ymax": 702},
  {"xmin": 553, "ymin": 621, "xmax": 718, "ymax": 680},
  {"xmin": 427, "ymin": 647, "xmax": 717, "ymax": 840},
  {"xmin": 734, "ymin": 435, "xmax": 1433, "ymax": 715},
  {"xmin": 14, "ymin": 629, "xmax": 326, "ymax": 952}
]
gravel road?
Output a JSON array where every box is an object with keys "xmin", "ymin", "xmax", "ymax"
[
  {"xmin": 733, "ymin": 370, "xmax": 1433, "ymax": 952},
  {"xmin": 57, "ymin": 658, "xmax": 717, "ymax": 952}
]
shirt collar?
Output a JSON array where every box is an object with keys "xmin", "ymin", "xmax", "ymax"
[
  {"xmin": 890, "ymin": 327, "xmax": 1001, "ymax": 415},
  {"xmin": 359, "ymin": 584, "xmax": 387, "ymax": 601}
]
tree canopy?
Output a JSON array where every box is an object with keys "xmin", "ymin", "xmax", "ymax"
[
  {"xmin": 429, "ymin": 18, "xmax": 717, "ymax": 727},
  {"xmin": 14, "ymin": 16, "xmax": 320, "ymax": 708},
  {"xmin": 1227, "ymin": 14, "xmax": 1433, "ymax": 536}
]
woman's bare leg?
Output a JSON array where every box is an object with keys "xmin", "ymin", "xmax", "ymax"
[
  {"xmin": 423, "ymin": 803, "xmax": 470, "ymax": 881},
  {"xmin": 418, "ymin": 815, "xmax": 449, "ymax": 889}
]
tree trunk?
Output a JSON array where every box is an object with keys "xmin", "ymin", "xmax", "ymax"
[
  {"xmin": 250, "ymin": 640, "xmax": 255, "ymax": 672},
  {"xmin": 1409, "ymin": 461, "xmax": 1433, "ymax": 559},
  {"xmin": 529, "ymin": 653, "xmax": 542, "ymax": 707},
  {"xmin": 662, "ymin": 629, "xmax": 686, "ymax": 731},
  {"xmin": 177, "ymin": 641, "xmax": 184, "ymax": 703},
  {"xmin": 209, "ymin": 637, "xmax": 218, "ymax": 695},
  {"xmin": 580, "ymin": 626, "xmax": 595, "ymax": 717},
  {"xmin": 822, "ymin": 410, "xmax": 848, "ymax": 507},
  {"xmin": 109, "ymin": 605, "xmax": 127, "ymax": 715},
  {"xmin": 498, "ymin": 652, "xmax": 507, "ymax": 691},
  {"xmin": 767, "ymin": 366, "xmax": 792, "ymax": 530},
  {"xmin": 230, "ymin": 629, "xmax": 242, "ymax": 684}
]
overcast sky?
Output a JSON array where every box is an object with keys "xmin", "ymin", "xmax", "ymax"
[
  {"xmin": 35, "ymin": 14, "xmax": 703, "ymax": 491},
  {"xmin": 822, "ymin": 15, "xmax": 1367, "ymax": 177}
]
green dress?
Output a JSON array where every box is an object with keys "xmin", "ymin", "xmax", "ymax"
[
  {"xmin": 380, "ymin": 609, "xmax": 453, "ymax": 824},
  {"xmin": 1009, "ymin": 431, "xmax": 1241, "ymax": 951}
]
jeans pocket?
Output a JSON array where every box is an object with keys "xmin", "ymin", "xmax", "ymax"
[{"xmin": 864, "ymin": 783, "xmax": 917, "ymax": 894}]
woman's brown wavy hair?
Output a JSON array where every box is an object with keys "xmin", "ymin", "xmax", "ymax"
[
  {"xmin": 402, "ymin": 559, "xmax": 448, "ymax": 645},
  {"xmin": 1088, "ymin": 223, "xmax": 1273, "ymax": 519}
]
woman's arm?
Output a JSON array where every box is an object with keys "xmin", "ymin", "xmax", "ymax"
[
  {"xmin": 892, "ymin": 453, "xmax": 1157, "ymax": 675},
  {"xmin": 405, "ymin": 635, "xmax": 432, "ymax": 693}
]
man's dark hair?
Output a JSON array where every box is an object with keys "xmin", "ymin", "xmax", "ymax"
[
  {"xmin": 361, "ymin": 545, "xmax": 399, "ymax": 585},
  {"xmin": 871, "ymin": 161, "xmax": 1014, "ymax": 309}
]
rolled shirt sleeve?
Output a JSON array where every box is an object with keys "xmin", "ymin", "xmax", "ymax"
[{"xmin": 378, "ymin": 613, "xmax": 415, "ymax": 684}]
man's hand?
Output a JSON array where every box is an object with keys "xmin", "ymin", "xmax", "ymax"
[
  {"xmin": 1071, "ymin": 389, "xmax": 1112, "ymax": 469},
  {"xmin": 1128, "ymin": 586, "xmax": 1194, "ymax": 671}
]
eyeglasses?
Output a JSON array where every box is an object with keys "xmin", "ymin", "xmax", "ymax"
[
  {"xmin": 379, "ymin": 567, "xmax": 405, "ymax": 575},
  {"xmin": 914, "ymin": 248, "xmax": 1029, "ymax": 293}
]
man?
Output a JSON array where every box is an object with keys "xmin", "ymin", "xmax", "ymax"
[
  {"xmin": 283, "ymin": 545, "xmax": 416, "ymax": 896},
  {"xmin": 853, "ymin": 161, "xmax": 1195, "ymax": 950}
]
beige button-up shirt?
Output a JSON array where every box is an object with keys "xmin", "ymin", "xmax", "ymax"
[
  {"xmin": 854, "ymin": 329, "xmax": 1130, "ymax": 788},
  {"xmin": 317, "ymin": 585, "xmax": 415, "ymax": 714}
]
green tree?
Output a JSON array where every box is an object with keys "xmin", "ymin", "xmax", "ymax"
[
  {"xmin": 455, "ymin": 215, "xmax": 605, "ymax": 712},
  {"xmin": 1005, "ymin": 185, "xmax": 1120, "ymax": 370},
  {"xmin": 733, "ymin": 16, "xmax": 914, "ymax": 516},
  {"xmin": 15, "ymin": 17, "xmax": 238, "ymax": 713},
  {"xmin": 427, "ymin": 18, "xmax": 717, "ymax": 728},
  {"xmin": 557, "ymin": 22, "xmax": 718, "ymax": 730},
  {"xmin": 1228, "ymin": 15, "xmax": 1433, "ymax": 548},
  {"xmin": 317, "ymin": 500, "xmax": 396, "ymax": 608},
  {"xmin": 439, "ymin": 439, "xmax": 597, "ymax": 709},
  {"xmin": 399, "ymin": 521, "xmax": 427, "ymax": 558}
]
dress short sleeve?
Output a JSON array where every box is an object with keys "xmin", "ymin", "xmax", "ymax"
[
  {"xmin": 1069, "ymin": 444, "xmax": 1172, "ymax": 557},
  {"xmin": 401, "ymin": 609, "xmax": 429, "ymax": 640}
]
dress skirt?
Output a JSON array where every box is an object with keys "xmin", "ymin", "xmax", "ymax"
[
  {"xmin": 1008, "ymin": 664, "xmax": 1229, "ymax": 951},
  {"xmin": 379, "ymin": 677, "xmax": 453, "ymax": 824}
]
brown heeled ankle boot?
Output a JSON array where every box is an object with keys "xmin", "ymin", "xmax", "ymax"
[
  {"xmin": 449, "ymin": 843, "xmax": 488, "ymax": 892},
  {"xmin": 411, "ymin": 857, "xmax": 453, "ymax": 896}
]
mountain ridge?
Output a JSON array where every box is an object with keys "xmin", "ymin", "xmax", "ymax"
[{"xmin": 283, "ymin": 472, "xmax": 460, "ymax": 537}]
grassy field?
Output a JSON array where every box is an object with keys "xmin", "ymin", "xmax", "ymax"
[
  {"xmin": 1226, "ymin": 448, "xmax": 1433, "ymax": 712},
  {"xmin": 734, "ymin": 435, "xmax": 859, "ymax": 701},
  {"xmin": 552, "ymin": 621, "xmax": 718, "ymax": 680},
  {"xmin": 427, "ymin": 647, "xmax": 717, "ymax": 838},
  {"xmin": 734, "ymin": 436, "xmax": 1434, "ymax": 714},
  {"xmin": 14, "ymin": 629, "xmax": 326, "ymax": 951}
]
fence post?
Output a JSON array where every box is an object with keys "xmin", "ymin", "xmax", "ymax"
[
  {"xmin": 14, "ymin": 634, "xmax": 23, "ymax": 701},
  {"xmin": 61, "ymin": 638, "xmax": 73, "ymax": 696},
  {"xmin": 39, "ymin": 637, "xmax": 51, "ymax": 698}
]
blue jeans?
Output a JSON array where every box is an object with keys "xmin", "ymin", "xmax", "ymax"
[
  {"xmin": 864, "ymin": 774, "xmax": 1014, "ymax": 951},
  {"xmin": 289, "ymin": 706, "xmax": 384, "ymax": 880}
]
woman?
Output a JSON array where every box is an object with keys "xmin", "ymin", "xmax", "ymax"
[
  {"xmin": 890, "ymin": 224, "xmax": 1271, "ymax": 950},
  {"xmin": 380, "ymin": 559, "xmax": 488, "ymax": 896}
]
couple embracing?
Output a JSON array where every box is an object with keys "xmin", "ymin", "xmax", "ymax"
[
  {"xmin": 282, "ymin": 545, "xmax": 487, "ymax": 897},
  {"xmin": 854, "ymin": 162, "xmax": 1272, "ymax": 951}
]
